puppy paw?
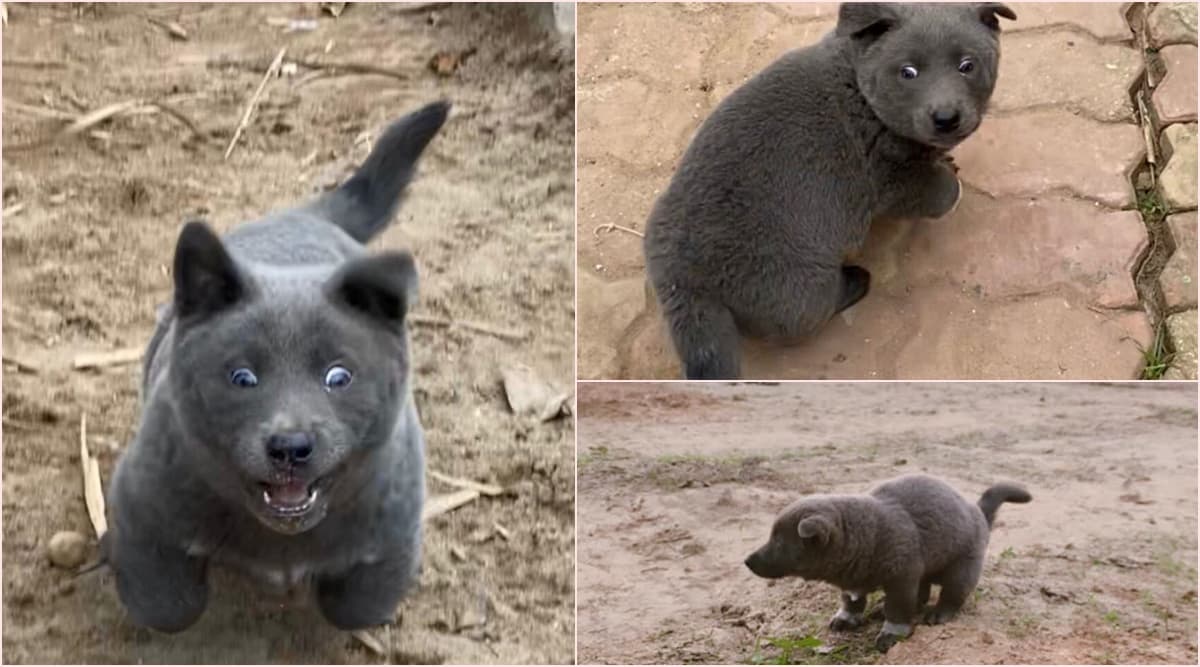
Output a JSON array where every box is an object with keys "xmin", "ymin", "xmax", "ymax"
[
  {"xmin": 828, "ymin": 610, "xmax": 865, "ymax": 632},
  {"xmin": 874, "ymin": 631, "xmax": 903, "ymax": 653},
  {"xmin": 923, "ymin": 607, "xmax": 958, "ymax": 625}
]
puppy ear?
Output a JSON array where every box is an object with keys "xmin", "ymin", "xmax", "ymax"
[
  {"xmin": 836, "ymin": 3, "xmax": 896, "ymax": 41},
  {"xmin": 797, "ymin": 516, "xmax": 832, "ymax": 546},
  {"xmin": 327, "ymin": 251, "xmax": 418, "ymax": 328},
  {"xmin": 978, "ymin": 3, "xmax": 1016, "ymax": 31},
  {"xmin": 173, "ymin": 220, "xmax": 246, "ymax": 321}
]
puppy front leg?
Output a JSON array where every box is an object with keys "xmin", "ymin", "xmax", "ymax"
[
  {"xmin": 316, "ymin": 550, "xmax": 419, "ymax": 630},
  {"xmin": 875, "ymin": 580, "xmax": 920, "ymax": 653},
  {"xmin": 829, "ymin": 589, "xmax": 868, "ymax": 631},
  {"xmin": 107, "ymin": 522, "xmax": 209, "ymax": 633},
  {"xmin": 877, "ymin": 160, "xmax": 961, "ymax": 221}
]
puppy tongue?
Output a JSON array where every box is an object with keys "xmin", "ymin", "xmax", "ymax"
[{"xmin": 267, "ymin": 480, "xmax": 310, "ymax": 506}]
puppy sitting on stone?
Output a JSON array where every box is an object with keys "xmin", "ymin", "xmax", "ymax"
[
  {"xmin": 643, "ymin": 3, "xmax": 1016, "ymax": 379},
  {"xmin": 103, "ymin": 102, "xmax": 449, "ymax": 633},
  {"xmin": 745, "ymin": 474, "xmax": 1031, "ymax": 652}
]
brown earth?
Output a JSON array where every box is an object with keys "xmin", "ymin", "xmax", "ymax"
[
  {"xmin": 2, "ymin": 3, "xmax": 573, "ymax": 664},
  {"xmin": 577, "ymin": 382, "xmax": 1198, "ymax": 664}
]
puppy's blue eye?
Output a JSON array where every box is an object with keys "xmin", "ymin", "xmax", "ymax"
[
  {"xmin": 900, "ymin": 65, "xmax": 919, "ymax": 80},
  {"xmin": 323, "ymin": 366, "xmax": 353, "ymax": 391},
  {"xmin": 230, "ymin": 368, "xmax": 258, "ymax": 388},
  {"xmin": 958, "ymin": 59, "xmax": 975, "ymax": 74}
]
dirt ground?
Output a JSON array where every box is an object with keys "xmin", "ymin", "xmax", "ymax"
[
  {"xmin": 577, "ymin": 382, "xmax": 1198, "ymax": 665},
  {"xmin": 2, "ymin": 3, "xmax": 573, "ymax": 664}
]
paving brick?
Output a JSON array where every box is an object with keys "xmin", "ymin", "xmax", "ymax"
[
  {"xmin": 578, "ymin": 272, "xmax": 649, "ymax": 380},
  {"xmin": 1164, "ymin": 310, "xmax": 1198, "ymax": 379},
  {"xmin": 1159, "ymin": 123, "xmax": 1198, "ymax": 210},
  {"xmin": 956, "ymin": 109, "xmax": 1141, "ymax": 207},
  {"xmin": 993, "ymin": 32, "xmax": 1142, "ymax": 121},
  {"xmin": 1009, "ymin": 3, "xmax": 1132, "ymax": 42},
  {"xmin": 1161, "ymin": 212, "xmax": 1198, "ymax": 311},
  {"xmin": 887, "ymin": 196, "xmax": 1145, "ymax": 310},
  {"xmin": 1148, "ymin": 2, "xmax": 1199, "ymax": 47},
  {"xmin": 1152, "ymin": 44, "xmax": 1199, "ymax": 124},
  {"xmin": 738, "ymin": 290, "xmax": 1152, "ymax": 380}
]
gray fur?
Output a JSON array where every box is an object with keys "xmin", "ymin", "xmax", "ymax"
[
  {"xmin": 643, "ymin": 3, "xmax": 1016, "ymax": 379},
  {"xmin": 744, "ymin": 473, "xmax": 1031, "ymax": 652},
  {"xmin": 104, "ymin": 101, "xmax": 450, "ymax": 633}
]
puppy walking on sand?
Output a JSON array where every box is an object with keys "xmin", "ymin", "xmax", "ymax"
[
  {"xmin": 644, "ymin": 3, "xmax": 1016, "ymax": 379},
  {"xmin": 745, "ymin": 474, "xmax": 1031, "ymax": 652}
]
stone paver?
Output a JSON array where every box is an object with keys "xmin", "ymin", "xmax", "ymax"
[
  {"xmin": 957, "ymin": 109, "xmax": 1141, "ymax": 207},
  {"xmin": 1160, "ymin": 123, "xmax": 1199, "ymax": 210},
  {"xmin": 1148, "ymin": 2, "xmax": 1199, "ymax": 47},
  {"xmin": 991, "ymin": 31, "xmax": 1143, "ymax": 121},
  {"xmin": 1161, "ymin": 212, "xmax": 1198, "ymax": 311},
  {"xmin": 1010, "ymin": 2, "xmax": 1132, "ymax": 42},
  {"xmin": 1164, "ymin": 311, "xmax": 1198, "ymax": 380},
  {"xmin": 577, "ymin": 3, "xmax": 1158, "ymax": 379},
  {"xmin": 1152, "ymin": 44, "xmax": 1199, "ymax": 124}
]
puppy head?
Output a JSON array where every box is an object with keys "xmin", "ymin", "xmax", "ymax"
[
  {"xmin": 837, "ymin": 3, "xmax": 1016, "ymax": 149},
  {"xmin": 744, "ymin": 498, "xmax": 843, "ymax": 580},
  {"xmin": 168, "ymin": 220, "xmax": 417, "ymax": 535}
]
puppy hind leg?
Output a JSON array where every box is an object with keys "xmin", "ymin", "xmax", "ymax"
[
  {"xmin": 108, "ymin": 525, "xmax": 209, "ymax": 633},
  {"xmin": 925, "ymin": 558, "xmax": 983, "ymax": 625},
  {"xmin": 660, "ymin": 293, "xmax": 741, "ymax": 379},
  {"xmin": 316, "ymin": 551, "xmax": 419, "ymax": 630}
]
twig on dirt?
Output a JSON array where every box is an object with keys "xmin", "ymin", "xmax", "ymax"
[
  {"xmin": 61, "ymin": 99, "xmax": 146, "ymax": 138},
  {"xmin": 492, "ymin": 522, "xmax": 511, "ymax": 541},
  {"xmin": 145, "ymin": 15, "xmax": 188, "ymax": 40},
  {"xmin": 79, "ymin": 414, "xmax": 108, "ymax": 538},
  {"xmin": 4, "ymin": 101, "xmax": 78, "ymax": 121},
  {"xmin": 209, "ymin": 54, "xmax": 409, "ymax": 82},
  {"xmin": 148, "ymin": 100, "xmax": 203, "ymax": 139},
  {"xmin": 3, "ymin": 202, "xmax": 26, "ymax": 218},
  {"xmin": 593, "ymin": 222, "xmax": 644, "ymax": 238},
  {"xmin": 350, "ymin": 629, "xmax": 386, "ymax": 656},
  {"xmin": 1, "ymin": 59, "xmax": 69, "ymax": 69},
  {"xmin": 224, "ymin": 46, "xmax": 287, "ymax": 160},
  {"xmin": 429, "ymin": 470, "xmax": 504, "ymax": 497},
  {"xmin": 422, "ymin": 489, "xmax": 480, "ymax": 521},
  {"xmin": 409, "ymin": 314, "xmax": 527, "ymax": 342},
  {"xmin": 1137, "ymin": 91, "xmax": 1157, "ymax": 170},
  {"xmin": 2, "ymin": 352, "xmax": 39, "ymax": 373},
  {"xmin": 393, "ymin": 2, "xmax": 451, "ymax": 15},
  {"xmin": 73, "ymin": 347, "xmax": 143, "ymax": 370}
]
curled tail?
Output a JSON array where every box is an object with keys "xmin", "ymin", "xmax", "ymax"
[
  {"xmin": 315, "ymin": 100, "xmax": 450, "ymax": 243},
  {"xmin": 978, "ymin": 482, "xmax": 1032, "ymax": 528}
]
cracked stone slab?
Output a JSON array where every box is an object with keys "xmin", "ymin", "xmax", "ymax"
[
  {"xmin": 1148, "ymin": 2, "xmax": 1199, "ymax": 47},
  {"xmin": 956, "ymin": 109, "xmax": 1141, "ymax": 207},
  {"xmin": 992, "ymin": 31, "xmax": 1142, "ymax": 121},
  {"xmin": 1159, "ymin": 123, "xmax": 1198, "ymax": 210},
  {"xmin": 1161, "ymin": 212, "xmax": 1198, "ymax": 311},
  {"xmin": 1152, "ymin": 44, "xmax": 1199, "ymax": 124},
  {"xmin": 1009, "ymin": 3, "xmax": 1132, "ymax": 42},
  {"xmin": 578, "ymin": 271, "xmax": 651, "ymax": 380},
  {"xmin": 1164, "ymin": 310, "xmax": 1198, "ymax": 380}
]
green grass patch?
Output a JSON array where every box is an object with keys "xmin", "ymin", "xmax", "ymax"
[{"xmin": 1138, "ymin": 322, "xmax": 1175, "ymax": 380}]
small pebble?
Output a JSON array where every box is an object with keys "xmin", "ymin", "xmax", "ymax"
[{"xmin": 47, "ymin": 531, "xmax": 88, "ymax": 569}]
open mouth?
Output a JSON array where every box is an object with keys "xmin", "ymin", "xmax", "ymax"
[{"xmin": 259, "ymin": 479, "xmax": 320, "ymax": 517}]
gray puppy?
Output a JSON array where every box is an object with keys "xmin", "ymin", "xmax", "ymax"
[
  {"xmin": 103, "ymin": 101, "xmax": 450, "ymax": 633},
  {"xmin": 643, "ymin": 3, "xmax": 1016, "ymax": 379},
  {"xmin": 744, "ymin": 474, "xmax": 1031, "ymax": 652}
]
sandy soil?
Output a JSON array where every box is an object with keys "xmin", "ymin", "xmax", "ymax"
[
  {"xmin": 2, "ymin": 3, "xmax": 573, "ymax": 664},
  {"xmin": 577, "ymin": 382, "xmax": 1198, "ymax": 664}
]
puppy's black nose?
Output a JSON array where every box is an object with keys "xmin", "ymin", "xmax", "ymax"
[
  {"xmin": 266, "ymin": 432, "xmax": 314, "ymax": 466},
  {"xmin": 932, "ymin": 109, "xmax": 961, "ymax": 133}
]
